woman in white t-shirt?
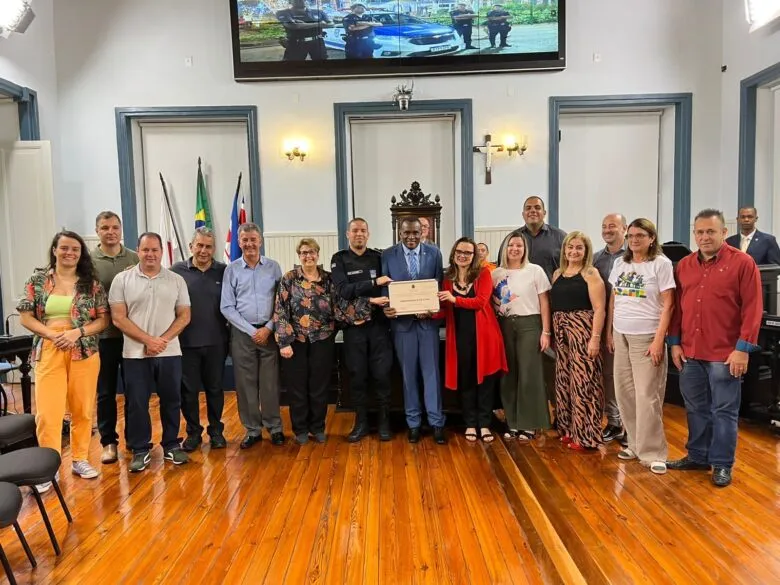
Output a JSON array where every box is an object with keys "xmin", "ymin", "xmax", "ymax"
[
  {"xmin": 606, "ymin": 218, "xmax": 675, "ymax": 474},
  {"xmin": 492, "ymin": 231, "xmax": 552, "ymax": 440}
]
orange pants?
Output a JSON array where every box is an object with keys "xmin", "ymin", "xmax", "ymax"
[{"xmin": 35, "ymin": 330, "xmax": 100, "ymax": 461}]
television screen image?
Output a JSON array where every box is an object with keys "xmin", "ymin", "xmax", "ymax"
[{"xmin": 230, "ymin": 0, "xmax": 565, "ymax": 80}]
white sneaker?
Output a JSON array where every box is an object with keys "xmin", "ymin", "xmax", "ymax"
[
  {"xmin": 650, "ymin": 461, "xmax": 667, "ymax": 475},
  {"xmin": 72, "ymin": 460, "xmax": 99, "ymax": 479},
  {"xmin": 34, "ymin": 481, "xmax": 52, "ymax": 493},
  {"xmin": 618, "ymin": 448, "xmax": 637, "ymax": 460}
]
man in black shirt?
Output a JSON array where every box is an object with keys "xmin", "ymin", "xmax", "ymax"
[
  {"xmin": 450, "ymin": 3, "xmax": 477, "ymax": 50},
  {"xmin": 331, "ymin": 218, "xmax": 394, "ymax": 442},
  {"xmin": 486, "ymin": 4, "xmax": 511, "ymax": 49},
  {"xmin": 171, "ymin": 228, "xmax": 229, "ymax": 451},
  {"xmin": 343, "ymin": 3, "xmax": 381, "ymax": 59},
  {"xmin": 497, "ymin": 196, "xmax": 566, "ymax": 280},
  {"xmin": 276, "ymin": 0, "xmax": 333, "ymax": 61}
]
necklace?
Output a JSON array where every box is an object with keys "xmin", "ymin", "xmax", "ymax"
[{"xmin": 453, "ymin": 280, "xmax": 471, "ymax": 292}]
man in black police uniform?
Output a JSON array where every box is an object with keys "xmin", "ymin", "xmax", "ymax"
[
  {"xmin": 276, "ymin": 0, "xmax": 333, "ymax": 61},
  {"xmin": 450, "ymin": 3, "xmax": 477, "ymax": 50},
  {"xmin": 171, "ymin": 227, "xmax": 229, "ymax": 451},
  {"xmin": 343, "ymin": 3, "xmax": 382, "ymax": 59},
  {"xmin": 331, "ymin": 218, "xmax": 394, "ymax": 442},
  {"xmin": 486, "ymin": 4, "xmax": 511, "ymax": 49}
]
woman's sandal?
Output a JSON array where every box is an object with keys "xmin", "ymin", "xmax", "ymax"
[
  {"xmin": 503, "ymin": 429, "xmax": 520, "ymax": 440},
  {"xmin": 465, "ymin": 430, "xmax": 479, "ymax": 442},
  {"xmin": 480, "ymin": 430, "xmax": 494, "ymax": 443},
  {"xmin": 517, "ymin": 431, "xmax": 535, "ymax": 442}
]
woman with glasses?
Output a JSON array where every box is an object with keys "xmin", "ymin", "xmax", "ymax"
[
  {"xmin": 17, "ymin": 230, "xmax": 109, "ymax": 488},
  {"xmin": 605, "ymin": 219, "xmax": 675, "ymax": 474},
  {"xmin": 492, "ymin": 230, "xmax": 552, "ymax": 441},
  {"xmin": 274, "ymin": 238, "xmax": 336, "ymax": 445},
  {"xmin": 436, "ymin": 237, "xmax": 507, "ymax": 442},
  {"xmin": 550, "ymin": 231, "xmax": 606, "ymax": 451}
]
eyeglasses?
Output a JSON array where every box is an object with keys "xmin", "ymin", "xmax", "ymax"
[
  {"xmin": 626, "ymin": 234, "xmax": 649, "ymax": 240},
  {"xmin": 455, "ymin": 250, "xmax": 475, "ymax": 257},
  {"xmin": 298, "ymin": 250, "xmax": 318, "ymax": 257}
]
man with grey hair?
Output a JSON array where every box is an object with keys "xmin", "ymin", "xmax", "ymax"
[
  {"xmin": 220, "ymin": 223, "xmax": 285, "ymax": 447},
  {"xmin": 172, "ymin": 227, "xmax": 229, "ymax": 451},
  {"xmin": 593, "ymin": 212, "xmax": 628, "ymax": 444}
]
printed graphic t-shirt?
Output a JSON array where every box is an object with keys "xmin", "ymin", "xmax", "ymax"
[
  {"xmin": 608, "ymin": 255, "xmax": 675, "ymax": 335},
  {"xmin": 491, "ymin": 264, "xmax": 551, "ymax": 317}
]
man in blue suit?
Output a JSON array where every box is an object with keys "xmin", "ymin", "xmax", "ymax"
[
  {"xmin": 726, "ymin": 207, "xmax": 780, "ymax": 265},
  {"xmin": 382, "ymin": 217, "xmax": 446, "ymax": 444}
]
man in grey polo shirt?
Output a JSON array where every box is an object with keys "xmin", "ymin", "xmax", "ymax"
[
  {"xmin": 220, "ymin": 222, "xmax": 285, "ymax": 448},
  {"xmin": 171, "ymin": 227, "xmax": 229, "ymax": 451},
  {"xmin": 497, "ymin": 196, "xmax": 566, "ymax": 280},
  {"xmin": 92, "ymin": 211, "xmax": 139, "ymax": 464},
  {"xmin": 593, "ymin": 213, "xmax": 628, "ymax": 444},
  {"xmin": 109, "ymin": 232, "xmax": 191, "ymax": 472}
]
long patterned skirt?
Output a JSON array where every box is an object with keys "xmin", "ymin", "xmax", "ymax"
[{"xmin": 553, "ymin": 310, "xmax": 604, "ymax": 448}]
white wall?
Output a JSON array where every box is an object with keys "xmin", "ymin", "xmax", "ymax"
[
  {"xmin": 721, "ymin": 0, "xmax": 780, "ymax": 218},
  {"xmin": 0, "ymin": 0, "xmax": 65, "ymax": 228},
  {"xmin": 50, "ymin": 0, "xmax": 723, "ymax": 237}
]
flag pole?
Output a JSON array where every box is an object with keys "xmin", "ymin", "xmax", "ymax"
[{"xmin": 159, "ymin": 172, "xmax": 185, "ymax": 260}]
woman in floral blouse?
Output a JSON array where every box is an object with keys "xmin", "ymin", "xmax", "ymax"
[
  {"xmin": 274, "ymin": 238, "xmax": 336, "ymax": 445},
  {"xmin": 18, "ymin": 230, "xmax": 109, "ymax": 489}
]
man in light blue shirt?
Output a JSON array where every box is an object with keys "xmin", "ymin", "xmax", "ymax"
[{"xmin": 220, "ymin": 223, "xmax": 285, "ymax": 448}]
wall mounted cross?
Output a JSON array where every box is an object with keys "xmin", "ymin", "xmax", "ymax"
[{"xmin": 472, "ymin": 134, "xmax": 504, "ymax": 184}]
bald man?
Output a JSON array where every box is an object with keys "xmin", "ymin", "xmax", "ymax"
[{"xmin": 593, "ymin": 213, "xmax": 627, "ymax": 444}]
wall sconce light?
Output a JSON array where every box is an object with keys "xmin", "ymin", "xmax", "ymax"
[
  {"xmin": 392, "ymin": 81, "xmax": 414, "ymax": 111},
  {"xmin": 283, "ymin": 139, "xmax": 308, "ymax": 162},
  {"xmin": 503, "ymin": 135, "xmax": 528, "ymax": 157}
]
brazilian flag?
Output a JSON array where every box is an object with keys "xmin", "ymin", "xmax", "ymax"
[{"xmin": 195, "ymin": 158, "xmax": 212, "ymax": 229}]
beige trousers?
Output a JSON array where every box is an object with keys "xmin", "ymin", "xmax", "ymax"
[{"xmin": 613, "ymin": 331, "xmax": 668, "ymax": 463}]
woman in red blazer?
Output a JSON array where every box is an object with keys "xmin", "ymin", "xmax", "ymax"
[{"xmin": 436, "ymin": 237, "xmax": 508, "ymax": 442}]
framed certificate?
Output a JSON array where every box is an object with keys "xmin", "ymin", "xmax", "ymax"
[{"xmin": 388, "ymin": 279, "xmax": 440, "ymax": 316}]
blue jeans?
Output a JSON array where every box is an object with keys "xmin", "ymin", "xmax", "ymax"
[{"xmin": 679, "ymin": 359, "xmax": 741, "ymax": 468}]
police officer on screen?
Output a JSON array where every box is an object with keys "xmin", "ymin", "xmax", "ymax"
[
  {"xmin": 276, "ymin": 0, "xmax": 333, "ymax": 61},
  {"xmin": 450, "ymin": 3, "xmax": 477, "ymax": 50},
  {"xmin": 486, "ymin": 4, "xmax": 511, "ymax": 49},
  {"xmin": 330, "ymin": 218, "xmax": 394, "ymax": 442},
  {"xmin": 343, "ymin": 3, "xmax": 382, "ymax": 59}
]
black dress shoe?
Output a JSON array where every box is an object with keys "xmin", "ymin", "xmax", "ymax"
[
  {"xmin": 666, "ymin": 456, "xmax": 711, "ymax": 471},
  {"xmin": 347, "ymin": 420, "xmax": 370, "ymax": 443},
  {"xmin": 378, "ymin": 407, "xmax": 392, "ymax": 441},
  {"xmin": 433, "ymin": 426, "xmax": 446, "ymax": 445},
  {"xmin": 712, "ymin": 467, "xmax": 732, "ymax": 487},
  {"xmin": 240, "ymin": 434, "xmax": 262, "ymax": 449},
  {"xmin": 408, "ymin": 427, "xmax": 421, "ymax": 443},
  {"xmin": 210, "ymin": 435, "xmax": 227, "ymax": 449},
  {"xmin": 181, "ymin": 435, "xmax": 202, "ymax": 452},
  {"xmin": 270, "ymin": 432, "xmax": 285, "ymax": 446}
]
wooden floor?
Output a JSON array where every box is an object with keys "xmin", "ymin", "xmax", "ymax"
[{"xmin": 0, "ymin": 385, "xmax": 778, "ymax": 585}]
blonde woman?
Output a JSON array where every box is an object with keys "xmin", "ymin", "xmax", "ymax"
[
  {"xmin": 550, "ymin": 231, "xmax": 606, "ymax": 451},
  {"xmin": 606, "ymin": 219, "xmax": 675, "ymax": 474},
  {"xmin": 492, "ymin": 230, "xmax": 552, "ymax": 440},
  {"xmin": 274, "ymin": 238, "xmax": 336, "ymax": 445}
]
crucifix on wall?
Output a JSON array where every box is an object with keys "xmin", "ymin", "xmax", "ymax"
[{"xmin": 472, "ymin": 134, "xmax": 504, "ymax": 185}]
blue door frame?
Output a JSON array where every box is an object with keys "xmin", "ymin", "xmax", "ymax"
[{"xmin": 549, "ymin": 93, "xmax": 693, "ymax": 243}]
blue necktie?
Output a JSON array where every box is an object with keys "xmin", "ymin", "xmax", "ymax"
[{"xmin": 409, "ymin": 251, "xmax": 419, "ymax": 280}]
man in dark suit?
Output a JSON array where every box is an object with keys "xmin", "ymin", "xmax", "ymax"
[
  {"xmin": 726, "ymin": 207, "xmax": 780, "ymax": 265},
  {"xmin": 382, "ymin": 217, "xmax": 446, "ymax": 444}
]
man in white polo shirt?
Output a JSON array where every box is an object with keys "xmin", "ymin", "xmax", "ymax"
[{"xmin": 109, "ymin": 232, "xmax": 192, "ymax": 472}]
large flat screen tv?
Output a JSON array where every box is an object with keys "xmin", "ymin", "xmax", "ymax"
[{"xmin": 230, "ymin": 0, "xmax": 565, "ymax": 81}]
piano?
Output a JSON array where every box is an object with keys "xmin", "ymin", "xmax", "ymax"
[{"xmin": 0, "ymin": 335, "xmax": 33, "ymax": 414}]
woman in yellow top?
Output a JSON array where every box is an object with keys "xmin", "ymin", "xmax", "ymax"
[
  {"xmin": 18, "ymin": 230, "xmax": 109, "ymax": 489},
  {"xmin": 477, "ymin": 242, "xmax": 497, "ymax": 271}
]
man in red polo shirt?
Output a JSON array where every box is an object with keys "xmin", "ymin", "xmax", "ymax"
[{"xmin": 666, "ymin": 209, "xmax": 762, "ymax": 488}]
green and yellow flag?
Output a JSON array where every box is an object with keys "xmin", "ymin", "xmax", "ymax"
[{"xmin": 195, "ymin": 158, "xmax": 212, "ymax": 229}]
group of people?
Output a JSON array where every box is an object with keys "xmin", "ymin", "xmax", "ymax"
[{"xmin": 16, "ymin": 196, "xmax": 768, "ymax": 490}]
